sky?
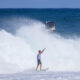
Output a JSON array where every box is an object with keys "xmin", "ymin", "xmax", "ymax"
[{"xmin": 0, "ymin": 0, "xmax": 80, "ymax": 8}]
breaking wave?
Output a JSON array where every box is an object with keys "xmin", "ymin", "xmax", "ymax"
[{"xmin": 0, "ymin": 18, "xmax": 80, "ymax": 74}]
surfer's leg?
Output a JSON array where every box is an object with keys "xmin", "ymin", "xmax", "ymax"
[
  {"xmin": 36, "ymin": 59, "xmax": 39, "ymax": 70},
  {"xmin": 36, "ymin": 65, "xmax": 39, "ymax": 71},
  {"xmin": 40, "ymin": 60, "xmax": 42, "ymax": 71},
  {"xmin": 40, "ymin": 64, "xmax": 42, "ymax": 71}
]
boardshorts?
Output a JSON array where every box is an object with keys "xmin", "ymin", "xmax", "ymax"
[{"xmin": 37, "ymin": 59, "xmax": 42, "ymax": 65}]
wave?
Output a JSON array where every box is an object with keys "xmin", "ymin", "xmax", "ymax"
[{"xmin": 0, "ymin": 18, "xmax": 80, "ymax": 74}]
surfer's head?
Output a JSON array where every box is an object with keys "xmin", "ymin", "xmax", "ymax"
[{"xmin": 39, "ymin": 50, "xmax": 42, "ymax": 54}]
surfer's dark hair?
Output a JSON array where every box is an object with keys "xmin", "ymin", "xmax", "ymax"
[{"xmin": 39, "ymin": 50, "xmax": 41, "ymax": 53}]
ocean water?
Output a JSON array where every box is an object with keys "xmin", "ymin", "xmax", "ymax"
[
  {"xmin": 0, "ymin": 8, "xmax": 80, "ymax": 36},
  {"xmin": 0, "ymin": 71, "xmax": 80, "ymax": 80},
  {"xmin": 0, "ymin": 8, "xmax": 80, "ymax": 80}
]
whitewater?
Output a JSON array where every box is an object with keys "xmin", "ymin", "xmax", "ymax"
[
  {"xmin": 0, "ymin": 18, "xmax": 80, "ymax": 80},
  {"xmin": 0, "ymin": 18, "xmax": 80, "ymax": 75}
]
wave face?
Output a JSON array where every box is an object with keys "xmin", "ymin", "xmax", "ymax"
[
  {"xmin": 0, "ymin": 17, "xmax": 80, "ymax": 74},
  {"xmin": 0, "ymin": 9, "xmax": 80, "ymax": 36}
]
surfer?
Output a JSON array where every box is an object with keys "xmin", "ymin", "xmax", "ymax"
[{"xmin": 36, "ymin": 48, "xmax": 46, "ymax": 71}]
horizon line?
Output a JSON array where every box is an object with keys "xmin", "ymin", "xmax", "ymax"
[{"xmin": 0, "ymin": 8, "xmax": 80, "ymax": 9}]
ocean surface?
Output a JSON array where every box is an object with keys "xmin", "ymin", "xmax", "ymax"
[
  {"xmin": 0, "ymin": 71, "xmax": 80, "ymax": 80},
  {"xmin": 0, "ymin": 8, "xmax": 80, "ymax": 80},
  {"xmin": 0, "ymin": 8, "xmax": 80, "ymax": 36}
]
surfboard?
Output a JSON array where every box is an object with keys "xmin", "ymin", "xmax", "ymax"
[
  {"xmin": 41, "ymin": 68, "xmax": 49, "ymax": 72},
  {"xmin": 35, "ymin": 67, "xmax": 49, "ymax": 72}
]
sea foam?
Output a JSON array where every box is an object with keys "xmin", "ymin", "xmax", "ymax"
[{"xmin": 0, "ymin": 19, "xmax": 80, "ymax": 74}]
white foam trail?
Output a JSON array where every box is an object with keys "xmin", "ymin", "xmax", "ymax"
[{"xmin": 0, "ymin": 19, "xmax": 80, "ymax": 74}]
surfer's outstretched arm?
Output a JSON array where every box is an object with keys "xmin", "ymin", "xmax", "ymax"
[{"xmin": 41, "ymin": 48, "xmax": 46, "ymax": 53}]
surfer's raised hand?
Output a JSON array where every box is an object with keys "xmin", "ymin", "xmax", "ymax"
[
  {"xmin": 44, "ymin": 48, "xmax": 46, "ymax": 49},
  {"xmin": 44, "ymin": 48, "xmax": 46, "ymax": 50}
]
